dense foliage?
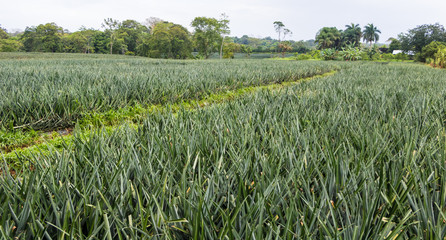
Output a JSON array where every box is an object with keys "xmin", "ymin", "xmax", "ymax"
[
  {"xmin": 362, "ymin": 24, "xmax": 381, "ymax": 47},
  {"xmin": 1, "ymin": 61, "xmax": 446, "ymax": 239},
  {"xmin": 421, "ymin": 41, "xmax": 446, "ymax": 62},
  {"xmin": 5, "ymin": 19, "xmax": 446, "ymax": 62},
  {"xmin": 191, "ymin": 17, "xmax": 226, "ymax": 59},
  {"xmin": 0, "ymin": 27, "xmax": 8, "ymax": 39},
  {"xmin": 0, "ymin": 19, "xmax": 317, "ymax": 58},
  {"xmin": 395, "ymin": 23, "xmax": 446, "ymax": 64},
  {"xmin": 232, "ymin": 36, "xmax": 315, "ymax": 53},
  {"xmin": 144, "ymin": 22, "xmax": 193, "ymax": 59},
  {"xmin": 315, "ymin": 27, "xmax": 342, "ymax": 49},
  {"xmin": 398, "ymin": 23, "xmax": 446, "ymax": 53},
  {"xmin": 343, "ymin": 23, "xmax": 362, "ymax": 48},
  {"xmin": 295, "ymin": 45, "xmax": 410, "ymax": 62},
  {"xmin": 3, "ymin": 20, "xmax": 385, "ymax": 58},
  {"xmin": 315, "ymin": 23, "xmax": 381, "ymax": 50}
]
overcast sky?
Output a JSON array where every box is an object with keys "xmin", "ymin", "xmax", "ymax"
[{"xmin": 1, "ymin": 0, "xmax": 445, "ymax": 42}]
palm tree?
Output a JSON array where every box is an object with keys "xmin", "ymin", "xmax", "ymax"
[
  {"xmin": 315, "ymin": 27, "xmax": 341, "ymax": 49},
  {"xmin": 362, "ymin": 24, "xmax": 381, "ymax": 47},
  {"xmin": 344, "ymin": 23, "xmax": 362, "ymax": 47}
]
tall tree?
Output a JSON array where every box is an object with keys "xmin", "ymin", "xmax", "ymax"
[
  {"xmin": 0, "ymin": 26, "xmax": 9, "ymax": 39},
  {"xmin": 143, "ymin": 17, "xmax": 163, "ymax": 33},
  {"xmin": 315, "ymin": 27, "xmax": 342, "ymax": 49},
  {"xmin": 191, "ymin": 16, "xmax": 223, "ymax": 59},
  {"xmin": 0, "ymin": 27, "xmax": 22, "ymax": 52},
  {"xmin": 387, "ymin": 38, "xmax": 401, "ymax": 52},
  {"xmin": 20, "ymin": 26, "xmax": 38, "ymax": 52},
  {"xmin": 292, "ymin": 40, "xmax": 311, "ymax": 53},
  {"xmin": 222, "ymin": 37, "xmax": 240, "ymax": 59},
  {"xmin": 148, "ymin": 21, "xmax": 192, "ymax": 59},
  {"xmin": 62, "ymin": 31, "xmax": 88, "ymax": 53},
  {"xmin": 218, "ymin": 13, "xmax": 230, "ymax": 59},
  {"xmin": 0, "ymin": 39, "xmax": 22, "ymax": 52},
  {"xmin": 92, "ymin": 31, "xmax": 109, "ymax": 54},
  {"xmin": 283, "ymin": 28, "xmax": 292, "ymax": 40},
  {"xmin": 38, "ymin": 23, "xmax": 64, "ymax": 52},
  {"xmin": 362, "ymin": 24, "xmax": 381, "ymax": 47},
  {"xmin": 398, "ymin": 23, "xmax": 446, "ymax": 53},
  {"xmin": 119, "ymin": 20, "xmax": 149, "ymax": 53},
  {"xmin": 169, "ymin": 24, "xmax": 193, "ymax": 59},
  {"xmin": 102, "ymin": 18, "xmax": 120, "ymax": 54},
  {"xmin": 273, "ymin": 21, "xmax": 291, "ymax": 53},
  {"xmin": 343, "ymin": 23, "xmax": 362, "ymax": 47},
  {"xmin": 20, "ymin": 23, "xmax": 63, "ymax": 52},
  {"xmin": 78, "ymin": 27, "xmax": 97, "ymax": 53},
  {"xmin": 273, "ymin": 21, "xmax": 285, "ymax": 42},
  {"xmin": 240, "ymin": 44, "xmax": 252, "ymax": 57}
]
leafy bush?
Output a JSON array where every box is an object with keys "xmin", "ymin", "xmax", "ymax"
[
  {"xmin": 294, "ymin": 53, "xmax": 312, "ymax": 60},
  {"xmin": 433, "ymin": 47, "xmax": 446, "ymax": 68},
  {"xmin": 309, "ymin": 50, "xmax": 321, "ymax": 59},
  {"xmin": 292, "ymin": 50, "xmax": 321, "ymax": 61},
  {"xmin": 366, "ymin": 46, "xmax": 381, "ymax": 60},
  {"xmin": 420, "ymin": 41, "xmax": 446, "ymax": 62},
  {"xmin": 388, "ymin": 38, "xmax": 401, "ymax": 52},
  {"xmin": 360, "ymin": 52, "xmax": 370, "ymax": 60},
  {"xmin": 394, "ymin": 53, "xmax": 409, "ymax": 61},
  {"xmin": 0, "ymin": 39, "xmax": 22, "ymax": 52},
  {"xmin": 320, "ymin": 48, "xmax": 338, "ymax": 60},
  {"xmin": 124, "ymin": 51, "xmax": 135, "ymax": 56},
  {"xmin": 335, "ymin": 55, "xmax": 345, "ymax": 61},
  {"xmin": 340, "ymin": 45, "xmax": 362, "ymax": 61},
  {"xmin": 381, "ymin": 53, "xmax": 394, "ymax": 60}
]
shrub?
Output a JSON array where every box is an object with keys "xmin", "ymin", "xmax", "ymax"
[
  {"xmin": 366, "ymin": 46, "xmax": 380, "ymax": 60},
  {"xmin": 381, "ymin": 53, "xmax": 394, "ymax": 60},
  {"xmin": 335, "ymin": 55, "xmax": 344, "ymax": 61},
  {"xmin": 370, "ymin": 53, "xmax": 382, "ymax": 61},
  {"xmin": 394, "ymin": 53, "xmax": 409, "ymax": 61},
  {"xmin": 433, "ymin": 47, "xmax": 446, "ymax": 68},
  {"xmin": 320, "ymin": 48, "xmax": 337, "ymax": 60},
  {"xmin": 309, "ymin": 50, "xmax": 321, "ymax": 59},
  {"xmin": 414, "ymin": 53, "xmax": 422, "ymax": 62},
  {"xmin": 340, "ymin": 45, "xmax": 362, "ymax": 61},
  {"xmin": 420, "ymin": 41, "xmax": 446, "ymax": 62},
  {"xmin": 294, "ymin": 53, "xmax": 313, "ymax": 60},
  {"xmin": 360, "ymin": 52, "xmax": 370, "ymax": 61},
  {"xmin": 0, "ymin": 39, "xmax": 22, "ymax": 52}
]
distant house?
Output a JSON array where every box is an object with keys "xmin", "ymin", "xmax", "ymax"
[
  {"xmin": 392, "ymin": 50, "xmax": 415, "ymax": 56},
  {"xmin": 379, "ymin": 47, "xmax": 389, "ymax": 53}
]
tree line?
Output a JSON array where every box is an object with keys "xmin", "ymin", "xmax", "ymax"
[
  {"xmin": 0, "ymin": 16, "xmax": 225, "ymax": 59},
  {"xmin": 0, "ymin": 16, "xmax": 316, "ymax": 59},
  {"xmin": 311, "ymin": 22, "xmax": 446, "ymax": 67},
  {"xmin": 313, "ymin": 22, "xmax": 446, "ymax": 58},
  {"xmin": 1, "ymin": 18, "xmax": 446, "ymax": 64},
  {"xmin": 314, "ymin": 23, "xmax": 381, "ymax": 50}
]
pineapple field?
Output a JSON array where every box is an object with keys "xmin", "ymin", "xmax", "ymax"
[{"xmin": 1, "ymin": 53, "xmax": 446, "ymax": 239}]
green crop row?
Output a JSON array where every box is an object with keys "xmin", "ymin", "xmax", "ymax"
[
  {"xmin": 1, "ymin": 62, "xmax": 445, "ymax": 239},
  {"xmin": 0, "ymin": 53, "xmax": 343, "ymax": 131},
  {"xmin": 0, "ymin": 68, "xmax": 337, "ymax": 157}
]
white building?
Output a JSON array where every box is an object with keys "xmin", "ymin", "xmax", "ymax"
[{"xmin": 392, "ymin": 50, "xmax": 415, "ymax": 56}]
